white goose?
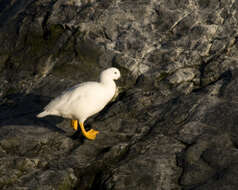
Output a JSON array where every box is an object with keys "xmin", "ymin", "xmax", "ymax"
[{"xmin": 37, "ymin": 67, "xmax": 121, "ymax": 140}]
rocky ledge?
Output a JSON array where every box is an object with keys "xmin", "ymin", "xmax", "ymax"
[{"xmin": 0, "ymin": 0, "xmax": 238, "ymax": 189}]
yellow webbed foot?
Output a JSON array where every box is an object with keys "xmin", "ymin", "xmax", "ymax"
[
  {"xmin": 88, "ymin": 129, "xmax": 99, "ymax": 136},
  {"xmin": 72, "ymin": 120, "xmax": 78, "ymax": 131},
  {"xmin": 80, "ymin": 122, "xmax": 99, "ymax": 140}
]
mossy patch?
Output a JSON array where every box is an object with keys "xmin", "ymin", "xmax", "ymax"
[
  {"xmin": 2, "ymin": 24, "xmax": 66, "ymax": 85},
  {"xmin": 157, "ymin": 72, "xmax": 169, "ymax": 81},
  {"xmin": 77, "ymin": 40, "xmax": 101, "ymax": 65},
  {"xmin": 48, "ymin": 24, "xmax": 65, "ymax": 43},
  {"xmin": 25, "ymin": 24, "xmax": 64, "ymax": 58},
  {"xmin": 0, "ymin": 138, "xmax": 20, "ymax": 154},
  {"xmin": 58, "ymin": 175, "xmax": 76, "ymax": 190},
  {"xmin": 0, "ymin": 176, "xmax": 17, "ymax": 189},
  {"xmin": 0, "ymin": 54, "xmax": 9, "ymax": 72},
  {"xmin": 53, "ymin": 35, "xmax": 102, "ymax": 80}
]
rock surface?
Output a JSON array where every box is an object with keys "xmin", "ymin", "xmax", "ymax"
[{"xmin": 0, "ymin": 0, "xmax": 238, "ymax": 189}]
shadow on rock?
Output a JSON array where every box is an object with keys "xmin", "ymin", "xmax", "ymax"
[{"xmin": 0, "ymin": 93, "xmax": 66, "ymax": 134}]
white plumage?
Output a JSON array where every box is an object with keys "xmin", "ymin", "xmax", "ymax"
[{"xmin": 37, "ymin": 67, "xmax": 120, "ymax": 140}]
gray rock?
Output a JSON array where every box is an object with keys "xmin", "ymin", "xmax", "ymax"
[{"xmin": 0, "ymin": 0, "xmax": 238, "ymax": 189}]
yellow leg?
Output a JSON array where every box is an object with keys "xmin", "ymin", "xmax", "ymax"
[
  {"xmin": 80, "ymin": 122, "xmax": 99, "ymax": 140},
  {"xmin": 71, "ymin": 120, "xmax": 78, "ymax": 131}
]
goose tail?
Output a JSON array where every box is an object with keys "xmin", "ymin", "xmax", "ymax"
[{"xmin": 37, "ymin": 111, "xmax": 50, "ymax": 118}]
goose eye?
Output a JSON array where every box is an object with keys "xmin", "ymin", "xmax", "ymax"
[{"xmin": 114, "ymin": 71, "xmax": 117, "ymax": 74}]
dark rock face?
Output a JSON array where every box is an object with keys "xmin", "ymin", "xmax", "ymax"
[{"xmin": 0, "ymin": 0, "xmax": 238, "ymax": 189}]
